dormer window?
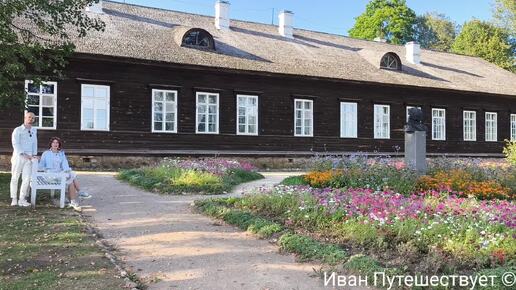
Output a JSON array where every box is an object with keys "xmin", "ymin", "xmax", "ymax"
[
  {"xmin": 182, "ymin": 28, "xmax": 215, "ymax": 50},
  {"xmin": 380, "ymin": 53, "xmax": 401, "ymax": 71}
]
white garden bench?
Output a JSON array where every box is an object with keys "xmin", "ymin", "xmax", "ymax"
[{"xmin": 30, "ymin": 161, "xmax": 67, "ymax": 208}]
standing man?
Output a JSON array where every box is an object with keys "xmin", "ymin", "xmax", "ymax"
[{"xmin": 10, "ymin": 112, "xmax": 38, "ymax": 207}]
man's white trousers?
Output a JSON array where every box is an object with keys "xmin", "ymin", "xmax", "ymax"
[{"xmin": 10, "ymin": 155, "xmax": 32, "ymax": 200}]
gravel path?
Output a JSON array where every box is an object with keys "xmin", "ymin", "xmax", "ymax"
[{"xmin": 78, "ymin": 172, "xmax": 339, "ymax": 290}]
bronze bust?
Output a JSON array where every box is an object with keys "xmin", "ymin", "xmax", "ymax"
[{"xmin": 405, "ymin": 107, "xmax": 427, "ymax": 133}]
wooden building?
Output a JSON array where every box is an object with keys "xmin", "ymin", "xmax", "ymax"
[{"xmin": 1, "ymin": 0, "xmax": 515, "ymax": 161}]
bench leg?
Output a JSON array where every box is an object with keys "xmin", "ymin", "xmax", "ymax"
[
  {"xmin": 31, "ymin": 187, "xmax": 37, "ymax": 209},
  {"xmin": 60, "ymin": 189, "xmax": 65, "ymax": 209}
]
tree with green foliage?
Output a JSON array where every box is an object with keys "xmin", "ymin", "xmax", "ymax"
[
  {"xmin": 413, "ymin": 12, "xmax": 457, "ymax": 52},
  {"xmin": 452, "ymin": 20, "xmax": 515, "ymax": 72},
  {"xmin": 348, "ymin": 0, "xmax": 416, "ymax": 45},
  {"xmin": 0, "ymin": 0, "xmax": 105, "ymax": 108},
  {"xmin": 492, "ymin": 0, "xmax": 516, "ymax": 36}
]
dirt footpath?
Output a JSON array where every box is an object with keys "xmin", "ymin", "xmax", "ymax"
[{"xmin": 79, "ymin": 172, "xmax": 339, "ymax": 290}]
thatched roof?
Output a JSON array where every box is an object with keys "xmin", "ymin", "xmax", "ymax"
[{"xmin": 70, "ymin": 1, "xmax": 516, "ymax": 96}]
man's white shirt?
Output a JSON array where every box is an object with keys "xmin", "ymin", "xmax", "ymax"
[{"xmin": 12, "ymin": 124, "xmax": 38, "ymax": 156}]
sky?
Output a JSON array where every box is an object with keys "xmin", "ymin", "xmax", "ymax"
[{"xmin": 110, "ymin": 0, "xmax": 494, "ymax": 36}]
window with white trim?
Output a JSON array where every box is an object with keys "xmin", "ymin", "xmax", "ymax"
[
  {"xmin": 432, "ymin": 108, "xmax": 446, "ymax": 140},
  {"xmin": 374, "ymin": 104, "xmax": 390, "ymax": 139},
  {"xmin": 81, "ymin": 84, "xmax": 110, "ymax": 131},
  {"xmin": 406, "ymin": 106, "xmax": 421, "ymax": 122},
  {"xmin": 463, "ymin": 110, "xmax": 476, "ymax": 141},
  {"xmin": 340, "ymin": 102, "xmax": 357, "ymax": 138},
  {"xmin": 152, "ymin": 89, "xmax": 177, "ymax": 133},
  {"xmin": 511, "ymin": 114, "xmax": 516, "ymax": 141},
  {"xmin": 196, "ymin": 92, "xmax": 219, "ymax": 134},
  {"xmin": 25, "ymin": 80, "xmax": 57, "ymax": 129},
  {"xmin": 294, "ymin": 99, "xmax": 313, "ymax": 137},
  {"xmin": 485, "ymin": 112, "xmax": 497, "ymax": 142},
  {"xmin": 236, "ymin": 95, "xmax": 258, "ymax": 135}
]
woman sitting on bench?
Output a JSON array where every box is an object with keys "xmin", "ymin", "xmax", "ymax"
[{"xmin": 38, "ymin": 137, "xmax": 91, "ymax": 211}]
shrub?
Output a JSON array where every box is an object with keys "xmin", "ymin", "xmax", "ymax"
[
  {"xmin": 280, "ymin": 175, "xmax": 308, "ymax": 186},
  {"xmin": 118, "ymin": 158, "xmax": 263, "ymax": 194},
  {"xmin": 503, "ymin": 140, "xmax": 516, "ymax": 166}
]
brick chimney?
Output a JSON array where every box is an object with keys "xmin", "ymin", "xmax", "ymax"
[
  {"xmin": 278, "ymin": 10, "xmax": 294, "ymax": 38},
  {"xmin": 215, "ymin": 1, "xmax": 230, "ymax": 30}
]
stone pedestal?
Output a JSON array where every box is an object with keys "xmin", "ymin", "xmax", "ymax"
[{"xmin": 405, "ymin": 131, "xmax": 427, "ymax": 174}]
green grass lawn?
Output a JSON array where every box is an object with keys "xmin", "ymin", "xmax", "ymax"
[{"xmin": 0, "ymin": 173, "xmax": 125, "ymax": 290}]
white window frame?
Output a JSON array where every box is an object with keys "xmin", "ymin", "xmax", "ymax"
[
  {"xmin": 236, "ymin": 94, "xmax": 259, "ymax": 136},
  {"xmin": 406, "ymin": 106, "xmax": 421, "ymax": 122},
  {"xmin": 432, "ymin": 108, "xmax": 446, "ymax": 141},
  {"xmin": 511, "ymin": 114, "xmax": 516, "ymax": 141},
  {"xmin": 485, "ymin": 112, "xmax": 497, "ymax": 142},
  {"xmin": 80, "ymin": 84, "xmax": 110, "ymax": 131},
  {"xmin": 374, "ymin": 104, "xmax": 390, "ymax": 139},
  {"xmin": 151, "ymin": 89, "xmax": 178, "ymax": 133},
  {"xmin": 463, "ymin": 110, "xmax": 476, "ymax": 141},
  {"xmin": 294, "ymin": 99, "xmax": 313, "ymax": 137},
  {"xmin": 196, "ymin": 92, "xmax": 219, "ymax": 134},
  {"xmin": 24, "ymin": 80, "xmax": 57, "ymax": 130},
  {"xmin": 340, "ymin": 102, "xmax": 357, "ymax": 138}
]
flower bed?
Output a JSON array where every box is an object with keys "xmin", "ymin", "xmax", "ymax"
[
  {"xmin": 206, "ymin": 185, "xmax": 515, "ymax": 276},
  {"xmin": 118, "ymin": 158, "xmax": 263, "ymax": 194}
]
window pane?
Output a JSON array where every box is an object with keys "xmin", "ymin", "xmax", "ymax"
[
  {"xmin": 28, "ymin": 83, "xmax": 39, "ymax": 93},
  {"xmin": 154, "ymin": 91, "xmax": 164, "ymax": 102},
  {"xmin": 165, "ymin": 122, "xmax": 175, "ymax": 131},
  {"xmin": 42, "ymin": 107, "xmax": 54, "ymax": 117},
  {"xmin": 41, "ymin": 84, "xmax": 54, "ymax": 94},
  {"xmin": 28, "ymin": 106, "xmax": 39, "ymax": 116},
  {"xmin": 238, "ymin": 124, "xmax": 246, "ymax": 133},
  {"xmin": 154, "ymin": 113, "xmax": 163, "ymax": 122},
  {"xmin": 42, "ymin": 117, "xmax": 54, "ymax": 128},
  {"xmin": 198, "ymin": 105, "xmax": 206, "ymax": 114},
  {"xmin": 199, "ymin": 114, "xmax": 206, "ymax": 123},
  {"xmin": 83, "ymin": 98, "xmax": 94, "ymax": 109},
  {"xmin": 295, "ymin": 101, "xmax": 302, "ymax": 109},
  {"xmin": 208, "ymin": 115, "xmax": 216, "ymax": 123},
  {"xmin": 42, "ymin": 95, "xmax": 54, "ymax": 106},
  {"xmin": 208, "ymin": 95, "xmax": 217, "ymax": 104},
  {"xmin": 96, "ymin": 87, "xmax": 108, "ymax": 98},
  {"xmin": 165, "ymin": 92, "xmax": 175, "ymax": 102},
  {"xmin": 27, "ymin": 95, "xmax": 39, "ymax": 106},
  {"xmin": 248, "ymin": 125, "xmax": 256, "ymax": 133},
  {"xmin": 295, "ymin": 127, "xmax": 301, "ymax": 135},
  {"xmin": 198, "ymin": 123, "xmax": 205, "ymax": 132},
  {"xmin": 95, "ymin": 99, "xmax": 106, "ymax": 110},
  {"xmin": 208, "ymin": 124, "xmax": 216, "ymax": 132},
  {"xmin": 248, "ymin": 116, "xmax": 256, "ymax": 125},
  {"xmin": 198, "ymin": 94, "xmax": 206, "ymax": 103},
  {"xmin": 165, "ymin": 103, "xmax": 175, "ymax": 113},
  {"xmin": 84, "ymin": 109, "xmax": 93, "ymax": 122},
  {"xmin": 154, "ymin": 102, "xmax": 163, "ymax": 113},
  {"xmin": 154, "ymin": 122, "xmax": 162, "ymax": 131},
  {"xmin": 96, "ymin": 109, "xmax": 107, "ymax": 129},
  {"xmin": 208, "ymin": 105, "xmax": 217, "ymax": 114},
  {"xmin": 239, "ymin": 116, "xmax": 246, "ymax": 124},
  {"xmin": 83, "ymin": 87, "xmax": 94, "ymax": 97},
  {"xmin": 238, "ymin": 107, "xmax": 245, "ymax": 116},
  {"xmin": 304, "ymin": 102, "xmax": 311, "ymax": 110},
  {"xmin": 165, "ymin": 113, "xmax": 175, "ymax": 122}
]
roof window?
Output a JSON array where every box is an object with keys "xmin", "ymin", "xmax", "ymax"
[
  {"xmin": 182, "ymin": 28, "xmax": 215, "ymax": 50},
  {"xmin": 380, "ymin": 52, "xmax": 401, "ymax": 71}
]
